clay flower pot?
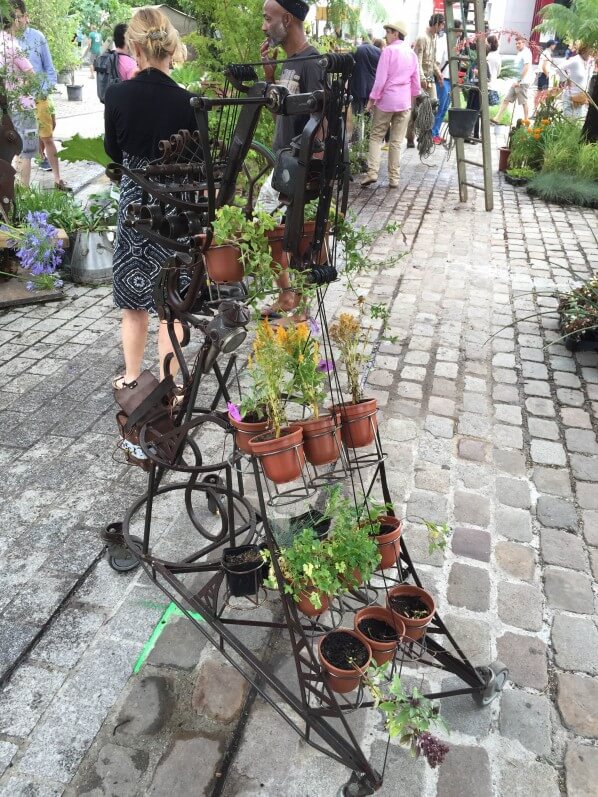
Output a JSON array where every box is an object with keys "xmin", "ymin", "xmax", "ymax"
[
  {"xmin": 386, "ymin": 584, "xmax": 436, "ymax": 642},
  {"xmin": 371, "ymin": 515, "xmax": 402, "ymax": 570},
  {"xmin": 228, "ymin": 412, "xmax": 270, "ymax": 454},
  {"xmin": 205, "ymin": 244, "xmax": 244, "ymax": 283},
  {"xmin": 318, "ymin": 628, "xmax": 372, "ymax": 694},
  {"xmin": 249, "ymin": 426, "xmax": 305, "ymax": 484},
  {"xmin": 298, "ymin": 220, "xmax": 329, "ymax": 265},
  {"xmin": 498, "ymin": 146, "xmax": 511, "ymax": 173},
  {"xmin": 290, "ymin": 414, "xmax": 341, "ymax": 466},
  {"xmin": 333, "ymin": 398, "xmax": 378, "ymax": 449},
  {"xmin": 296, "ymin": 587, "xmax": 330, "ymax": 617},
  {"xmin": 354, "ymin": 605, "xmax": 405, "ymax": 665},
  {"xmin": 266, "ymin": 225, "xmax": 288, "ymax": 270}
]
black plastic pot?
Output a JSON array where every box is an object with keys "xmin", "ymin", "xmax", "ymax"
[
  {"xmin": 448, "ymin": 108, "xmax": 479, "ymax": 139},
  {"xmin": 66, "ymin": 84, "xmax": 83, "ymax": 101},
  {"xmin": 290, "ymin": 509, "xmax": 331, "ymax": 541},
  {"xmin": 222, "ymin": 544, "xmax": 264, "ymax": 597}
]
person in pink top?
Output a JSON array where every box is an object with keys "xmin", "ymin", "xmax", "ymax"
[
  {"xmin": 361, "ymin": 19, "xmax": 420, "ymax": 189},
  {"xmin": 113, "ymin": 23, "xmax": 137, "ymax": 80}
]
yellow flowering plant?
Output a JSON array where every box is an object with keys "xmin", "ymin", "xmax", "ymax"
[
  {"xmin": 282, "ymin": 321, "xmax": 331, "ymax": 418},
  {"xmin": 329, "ymin": 304, "xmax": 371, "ymax": 405},
  {"xmin": 242, "ymin": 321, "xmax": 290, "ymax": 437}
]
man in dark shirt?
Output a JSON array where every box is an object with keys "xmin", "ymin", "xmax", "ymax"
[
  {"xmin": 258, "ymin": 0, "xmax": 323, "ymax": 316},
  {"xmin": 350, "ymin": 39, "xmax": 382, "ymax": 115}
]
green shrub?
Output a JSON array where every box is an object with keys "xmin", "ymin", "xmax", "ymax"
[
  {"xmin": 577, "ymin": 143, "xmax": 598, "ymax": 182},
  {"xmin": 541, "ymin": 120, "xmax": 583, "ymax": 174},
  {"xmin": 14, "ymin": 185, "xmax": 86, "ymax": 233},
  {"xmin": 527, "ymin": 172, "xmax": 598, "ymax": 208}
]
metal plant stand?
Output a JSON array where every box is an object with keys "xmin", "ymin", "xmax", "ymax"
[{"xmin": 107, "ymin": 55, "xmax": 507, "ymax": 794}]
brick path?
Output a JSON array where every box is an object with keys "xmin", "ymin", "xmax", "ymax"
[{"xmin": 0, "ymin": 145, "xmax": 597, "ymax": 796}]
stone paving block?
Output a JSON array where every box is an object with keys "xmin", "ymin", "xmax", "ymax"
[
  {"xmin": 561, "ymin": 408, "xmax": 592, "ymax": 429},
  {"xmin": 0, "ymin": 740, "xmax": 18, "ymax": 778},
  {"xmin": 499, "ymin": 758, "xmax": 560, "ymax": 797},
  {"xmin": 552, "ymin": 614, "xmax": 598, "ymax": 674},
  {"xmin": 192, "ymin": 658, "xmax": 248, "ymax": 724},
  {"xmin": 493, "ymin": 449, "xmax": 526, "ymax": 476},
  {"xmin": 146, "ymin": 616, "xmax": 207, "ymax": 670},
  {"xmin": 493, "ymin": 423, "xmax": 524, "ymax": 449},
  {"xmin": 528, "ymin": 417, "xmax": 560, "ymax": 440},
  {"xmin": 30, "ymin": 607, "xmax": 105, "ymax": 669},
  {"xmin": 540, "ymin": 528, "xmax": 587, "ymax": 571},
  {"xmin": 147, "ymin": 734, "xmax": 222, "ymax": 797},
  {"xmin": 0, "ymin": 620, "xmax": 39, "ymax": 679},
  {"xmin": 457, "ymin": 438, "xmax": 489, "ymax": 462},
  {"xmin": 447, "ymin": 563, "xmax": 490, "ymax": 612},
  {"xmin": 565, "ymin": 428, "xmax": 598, "ymax": 455},
  {"xmin": 530, "ymin": 440, "xmax": 567, "ymax": 466},
  {"xmin": 458, "ymin": 412, "xmax": 493, "ymax": 438},
  {"xmin": 440, "ymin": 676, "xmax": 492, "ymax": 737},
  {"xmin": 525, "ymin": 397, "xmax": 555, "ymax": 417},
  {"xmin": 545, "ymin": 567, "xmax": 594, "ymax": 614},
  {"xmin": 424, "ymin": 414, "xmax": 454, "ymax": 438},
  {"xmin": 406, "ymin": 489, "xmax": 447, "ymax": 524},
  {"xmin": 414, "ymin": 465, "xmax": 450, "ymax": 493},
  {"xmin": 451, "ymin": 527, "xmax": 491, "ymax": 562},
  {"xmin": 524, "ymin": 380, "xmax": 551, "ymax": 397},
  {"xmin": 558, "ymin": 673, "xmax": 598, "ymax": 738},
  {"xmin": 499, "ymin": 689, "xmax": 552, "ymax": 755},
  {"xmin": 368, "ymin": 741, "xmax": 426, "ymax": 796},
  {"xmin": 494, "ymin": 404, "xmax": 522, "ymax": 425},
  {"xmin": 495, "ymin": 506, "xmax": 532, "ymax": 542},
  {"xmin": 565, "ymin": 742, "xmax": 598, "ymax": 797},
  {"xmin": 0, "ymin": 663, "xmax": 67, "ymax": 738},
  {"xmin": 497, "ymin": 632, "xmax": 548, "ymax": 689},
  {"xmin": 557, "ymin": 388, "xmax": 585, "ymax": 407},
  {"xmin": 492, "ymin": 384, "xmax": 519, "ymax": 404},
  {"xmin": 532, "ymin": 466, "xmax": 572, "ymax": 497},
  {"xmin": 0, "ymin": 777, "xmax": 64, "ymax": 797},
  {"xmin": 114, "ymin": 676, "xmax": 174, "ymax": 738},
  {"xmin": 453, "ymin": 491, "xmax": 490, "ymax": 527},
  {"xmin": 577, "ymin": 482, "xmax": 598, "ymax": 510},
  {"xmin": 496, "ymin": 476, "xmax": 531, "ymax": 510},
  {"xmin": 570, "ymin": 454, "xmax": 598, "ymax": 481},
  {"xmin": 522, "ymin": 361, "xmax": 548, "ymax": 380},
  {"xmin": 437, "ymin": 744, "xmax": 492, "ymax": 797},
  {"xmin": 428, "ymin": 396, "xmax": 455, "ymax": 417},
  {"xmin": 584, "ymin": 511, "xmax": 598, "ymax": 546},
  {"xmin": 77, "ymin": 743, "xmax": 149, "ymax": 797},
  {"xmin": 495, "ymin": 542, "xmax": 535, "ymax": 582},
  {"xmin": 498, "ymin": 581, "xmax": 543, "ymax": 631},
  {"xmin": 536, "ymin": 495, "xmax": 578, "ymax": 531}
]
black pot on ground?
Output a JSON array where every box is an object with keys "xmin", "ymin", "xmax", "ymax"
[
  {"xmin": 289, "ymin": 509, "xmax": 331, "ymax": 541},
  {"xmin": 222, "ymin": 544, "xmax": 264, "ymax": 597},
  {"xmin": 66, "ymin": 84, "xmax": 83, "ymax": 101}
]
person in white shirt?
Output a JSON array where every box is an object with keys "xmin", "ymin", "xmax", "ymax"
[
  {"xmin": 492, "ymin": 36, "xmax": 533, "ymax": 123},
  {"xmin": 561, "ymin": 45, "xmax": 593, "ymax": 119}
]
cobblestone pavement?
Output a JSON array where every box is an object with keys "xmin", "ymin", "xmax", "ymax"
[{"xmin": 0, "ymin": 140, "xmax": 597, "ymax": 797}]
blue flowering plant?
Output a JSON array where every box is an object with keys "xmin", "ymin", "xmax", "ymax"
[{"xmin": 1, "ymin": 211, "xmax": 65, "ymax": 291}]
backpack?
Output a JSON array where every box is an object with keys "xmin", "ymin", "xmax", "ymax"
[{"xmin": 94, "ymin": 50, "xmax": 121, "ymax": 103}]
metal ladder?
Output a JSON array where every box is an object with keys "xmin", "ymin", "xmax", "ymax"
[{"xmin": 444, "ymin": 0, "xmax": 494, "ymax": 211}]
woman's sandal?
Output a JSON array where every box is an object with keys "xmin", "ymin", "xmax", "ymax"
[
  {"xmin": 112, "ymin": 375, "xmax": 138, "ymax": 390},
  {"xmin": 54, "ymin": 180, "xmax": 73, "ymax": 192},
  {"xmin": 260, "ymin": 288, "xmax": 304, "ymax": 320}
]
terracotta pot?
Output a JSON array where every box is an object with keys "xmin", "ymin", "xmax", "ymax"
[
  {"xmin": 372, "ymin": 515, "xmax": 402, "ymax": 570},
  {"xmin": 386, "ymin": 585, "xmax": 436, "ymax": 642},
  {"xmin": 298, "ymin": 220, "xmax": 329, "ymax": 265},
  {"xmin": 498, "ymin": 146, "xmax": 511, "ymax": 173},
  {"xmin": 333, "ymin": 399, "xmax": 378, "ymax": 449},
  {"xmin": 296, "ymin": 587, "xmax": 330, "ymax": 617},
  {"xmin": 266, "ymin": 225, "xmax": 288, "ymax": 270},
  {"xmin": 318, "ymin": 628, "xmax": 372, "ymax": 693},
  {"xmin": 249, "ymin": 426, "xmax": 305, "ymax": 484},
  {"xmin": 229, "ymin": 412, "xmax": 270, "ymax": 454},
  {"xmin": 267, "ymin": 221, "xmax": 329, "ymax": 268},
  {"xmin": 205, "ymin": 244, "xmax": 244, "ymax": 283},
  {"xmin": 354, "ymin": 605, "xmax": 405, "ymax": 665},
  {"xmin": 290, "ymin": 414, "xmax": 340, "ymax": 466}
]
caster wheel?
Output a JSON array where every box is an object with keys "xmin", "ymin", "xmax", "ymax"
[
  {"xmin": 472, "ymin": 660, "xmax": 508, "ymax": 706},
  {"xmin": 202, "ymin": 474, "xmax": 224, "ymax": 516},
  {"xmin": 100, "ymin": 521, "xmax": 124, "ymax": 544},
  {"xmin": 108, "ymin": 535, "xmax": 143, "ymax": 573}
]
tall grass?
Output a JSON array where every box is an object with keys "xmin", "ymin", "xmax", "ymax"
[
  {"xmin": 541, "ymin": 120, "xmax": 584, "ymax": 174},
  {"xmin": 577, "ymin": 143, "xmax": 598, "ymax": 182}
]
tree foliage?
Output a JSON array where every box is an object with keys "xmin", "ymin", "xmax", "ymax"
[{"xmin": 537, "ymin": 0, "xmax": 598, "ymax": 49}]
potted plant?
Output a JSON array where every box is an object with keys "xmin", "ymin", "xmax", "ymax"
[
  {"xmin": 222, "ymin": 544, "xmax": 264, "ymax": 597},
  {"xmin": 557, "ymin": 278, "xmax": 598, "ymax": 350},
  {"xmin": 329, "ymin": 310, "xmax": 378, "ymax": 448},
  {"xmin": 207, "ymin": 206, "xmax": 277, "ymax": 284},
  {"xmin": 360, "ymin": 506, "xmax": 403, "ymax": 571},
  {"xmin": 227, "ymin": 401, "xmax": 270, "ymax": 454},
  {"xmin": 354, "ymin": 605, "xmax": 404, "ymax": 665},
  {"xmin": 69, "ymin": 189, "xmax": 119, "ymax": 284},
  {"xmin": 326, "ymin": 487, "xmax": 381, "ymax": 587},
  {"xmin": 317, "ymin": 628, "xmax": 372, "ymax": 694},
  {"xmin": 247, "ymin": 322, "xmax": 305, "ymax": 484},
  {"xmin": 285, "ymin": 321, "xmax": 340, "ymax": 466},
  {"xmin": 364, "ymin": 664, "xmax": 449, "ymax": 767},
  {"xmin": 386, "ymin": 584, "xmax": 436, "ymax": 642},
  {"xmin": 0, "ymin": 211, "xmax": 65, "ymax": 293}
]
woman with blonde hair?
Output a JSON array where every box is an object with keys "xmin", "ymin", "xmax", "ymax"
[{"xmin": 104, "ymin": 7, "xmax": 197, "ymax": 390}]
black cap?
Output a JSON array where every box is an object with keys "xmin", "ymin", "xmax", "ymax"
[{"xmin": 276, "ymin": 0, "xmax": 309, "ymax": 21}]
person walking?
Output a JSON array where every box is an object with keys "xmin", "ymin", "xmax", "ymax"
[
  {"xmin": 431, "ymin": 19, "xmax": 462, "ymax": 144},
  {"xmin": 350, "ymin": 38, "xmax": 382, "ymax": 116},
  {"xmin": 11, "ymin": 0, "xmax": 71, "ymax": 191},
  {"xmin": 561, "ymin": 45, "xmax": 593, "ymax": 119},
  {"xmin": 104, "ymin": 7, "xmax": 197, "ymax": 389},
  {"xmin": 492, "ymin": 36, "xmax": 533, "ymax": 124},
  {"xmin": 257, "ymin": 0, "xmax": 323, "ymax": 317},
  {"xmin": 407, "ymin": 13, "xmax": 444, "ymax": 148},
  {"xmin": 86, "ymin": 23, "xmax": 103, "ymax": 78},
  {"xmin": 360, "ymin": 19, "xmax": 420, "ymax": 189}
]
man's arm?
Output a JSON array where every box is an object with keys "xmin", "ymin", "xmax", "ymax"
[
  {"xmin": 413, "ymin": 36, "xmax": 426, "ymax": 84},
  {"xmin": 410, "ymin": 53, "xmax": 422, "ymax": 97},
  {"xmin": 366, "ymin": 48, "xmax": 389, "ymax": 110},
  {"xmin": 38, "ymin": 33, "xmax": 57, "ymax": 93}
]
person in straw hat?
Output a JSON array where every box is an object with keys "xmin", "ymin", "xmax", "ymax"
[{"xmin": 361, "ymin": 19, "xmax": 420, "ymax": 189}]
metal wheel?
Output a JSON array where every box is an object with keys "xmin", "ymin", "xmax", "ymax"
[
  {"xmin": 232, "ymin": 140, "xmax": 275, "ymax": 214},
  {"xmin": 108, "ymin": 535, "xmax": 143, "ymax": 573},
  {"xmin": 472, "ymin": 660, "xmax": 508, "ymax": 706}
]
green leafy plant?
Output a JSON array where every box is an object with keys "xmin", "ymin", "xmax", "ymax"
[
  {"xmin": 59, "ymin": 135, "xmax": 112, "ymax": 168},
  {"xmin": 274, "ymin": 528, "xmax": 343, "ymax": 610},
  {"xmin": 0, "ymin": 211, "xmax": 64, "ymax": 291},
  {"xmin": 423, "ymin": 521, "xmax": 452, "ymax": 555},
  {"xmin": 527, "ymin": 172, "xmax": 598, "ymax": 208},
  {"xmin": 14, "ymin": 185, "xmax": 86, "ymax": 233},
  {"xmin": 557, "ymin": 278, "xmax": 598, "ymax": 340},
  {"xmin": 24, "ymin": 0, "xmax": 79, "ymax": 74},
  {"xmin": 577, "ymin": 143, "xmax": 598, "ymax": 182},
  {"xmin": 329, "ymin": 302, "xmax": 375, "ymax": 405},
  {"xmin": 82, "ymin": 190, "xmax": 119, "ymax": 231},
  {"xmin": 506, "ymin": 167, "xmax": 536, "ymax": 180},
  {"xmin": 326, "ymin": 489, "xmax": 381, "ymax": 587},
  {"xmin": 363, "ymin": 663, "xmax": 449, "ymax": 767},
  {"xmin": 282, "ymin": 321, "xmax": 328, "ymax": 418},
  {"xmin": 541, "ymin": 120, "xmax": 584, "ymax": 174}
]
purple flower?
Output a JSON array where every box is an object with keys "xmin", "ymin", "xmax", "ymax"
[
  {"xmin": 227, "ymin": 402, "xmax": 242, "ymax": 422},
  {"xmin": 317, "ymin": 359, "xmax": 334, "ymax": 373},
  {"xmin": 54, "ymin": 279, "xmax": 64, "ymax": 288},
  {"xmin": 25, "ymin": 281, "xmax": 35, "ymax": 292},
  {"xmin": 308, "ymin": 318, "xmax": 320, "ymax": 335}
]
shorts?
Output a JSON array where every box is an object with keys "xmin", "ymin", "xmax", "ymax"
[
  {"xmin": 505, "ymin": 83, "xmax": 529, "ymax": 106},
  {"xmin": 12, "ymin": 110, "xmax": 38, "ymax": 159},
  {"xmin": 537, "ymin": 74, "xmax": 549, "ymax": 92},
  {"xmin": 35, "ymin": 99, "xmax": 55, "ymax": 139}
]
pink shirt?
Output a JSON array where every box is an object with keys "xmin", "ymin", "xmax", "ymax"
[
  {"xmin": 115, "ymin": 50, "xmax": 137, "ymax": 81},
  {"xmin": 0, "ymin": 31, "xmax": 35, "ymax": 110},
  {"xmin": 369, "ymin": 39, "xmax": 421, "ymax": 112}
]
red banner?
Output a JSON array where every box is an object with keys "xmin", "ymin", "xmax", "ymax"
[{"xmin": 433, "ymin": 0, "xmax": 445, "ymax": 11}]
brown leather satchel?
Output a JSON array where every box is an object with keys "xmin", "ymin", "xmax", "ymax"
[{"xmin": 571, "ymin": 91, "xmax": 589, "ymax": 106}]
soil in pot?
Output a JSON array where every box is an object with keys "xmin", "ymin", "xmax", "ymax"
[
  {"xmin": 223, "ymin": 545, "xmax": 263, "ymax": 597},
  {"xmin": 388, "ymin": 595, "xmax": 430, "ymax": 618},
  {"xmin": 357, "ymin": 618, "xmax": 399, "ymax": 643},
  {"xmin": 249, "ymin": 426, "xmax": 305, "ymax": 484},
  {"xmin": 321, "ymin": 631, "xmax": 369, "ymax": 669},
  {"xmin": 290, "ymin": 509, "xmax": 331, "ymax": 541},
  {"xmin": 386, "ymin": 585, "xmax": 435, "ymax": 642}
]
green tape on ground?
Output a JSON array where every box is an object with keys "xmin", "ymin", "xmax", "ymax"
[{"xmin": 133, "ymin": 602, "xmax": 204, "ymax": 674}]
